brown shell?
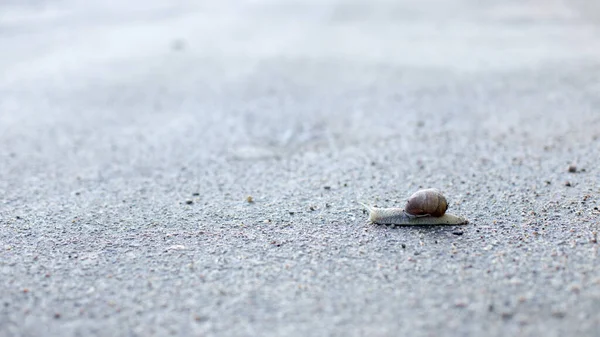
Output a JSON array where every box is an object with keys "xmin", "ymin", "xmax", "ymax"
[{"xmin": 405, "ymin": 188, "xmax": 448, "ymax": 217}]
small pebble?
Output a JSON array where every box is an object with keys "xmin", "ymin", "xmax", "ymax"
[
  {"xmin": 323, "ymin": 186, "xmax": 331, "ymax": 190},
  {"xmin": 564, "ymin": 181, "xmax": 572, "ymax": 187},
  {"xmin": 246, "ymin": 196, "xmax": 254, "ymax": 203},
  {"xmin": 567, "ymin": 164, "xmax": 577, "ymax": 173},
  {"xmin": 452, "ymin": 231, "xmax": 464, "ymax": 236},
  {"xmin": 185, "ymin": 200, "xmax": 193, "ymax": 205},
  {"xmin": 192, "ymin": 192, "xmax": 200, "ymax": 196},
  {"xmin": 171, "ymin": 39, "xmax": 186, "ymax": 51},
  {"xmin": 454, "ymin": 301, "xmax": 468, "ymax": 308},
  {"xmin": 166, "ymin": 245, "xmax": 186, "ymax": 251}
]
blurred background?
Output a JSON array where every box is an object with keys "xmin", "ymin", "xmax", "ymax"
[
  {"xmin": 2, "ymin": 0, "xmax": 599, "ymax": 199},
  {"xmin": 2, "ymin": 0, "xmax": 599, "ymax": 159}
]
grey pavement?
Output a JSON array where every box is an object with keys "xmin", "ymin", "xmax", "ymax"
[{"xmin": 1, "ymin": 0, "xmax": 599, "ymax": 336}]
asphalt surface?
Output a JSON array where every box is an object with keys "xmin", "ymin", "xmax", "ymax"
[{"xmin": 1, "ymin": 1, "xmax": 600, "ymax": 336}]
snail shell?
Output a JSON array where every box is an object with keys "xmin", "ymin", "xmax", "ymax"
[
  {"xmin": 360, "ymin": 189, "xmax": 467, "ymax": 225},
  {"xmin": 405, "ymin": 188, "xmax": 448, "ymax": 217}
]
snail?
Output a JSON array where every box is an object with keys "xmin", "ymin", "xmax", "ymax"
[{"xmin": 360, "ymin": 188, "xmax": 468, "ymax": 225}]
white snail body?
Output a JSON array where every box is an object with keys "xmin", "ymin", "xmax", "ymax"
[{"xmin": 360, "ymin": 189, "xmax": 468, "ymax": 225}]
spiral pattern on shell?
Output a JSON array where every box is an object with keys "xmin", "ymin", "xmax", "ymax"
[{"xmin": 405, "ymin": 188, "xmax": 448, "ymax": 217}]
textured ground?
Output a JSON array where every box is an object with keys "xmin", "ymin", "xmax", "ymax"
[{"xmin": 1, "ymin": 0, "xmax": 599, "ymax": 336}]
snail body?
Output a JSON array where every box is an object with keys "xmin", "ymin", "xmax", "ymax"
[{"xmin": 360, "ymin": 189, "xmax": 468, "ymax": 225}]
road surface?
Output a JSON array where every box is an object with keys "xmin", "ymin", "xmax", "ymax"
[{"xmin": 1, "ymin": 0, "xmax": 599, "ymax": 336}]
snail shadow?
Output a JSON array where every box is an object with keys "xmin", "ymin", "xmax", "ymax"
[{"xmin": 366, "ymin": 222, "xmax": 467, "ymax": 237}]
